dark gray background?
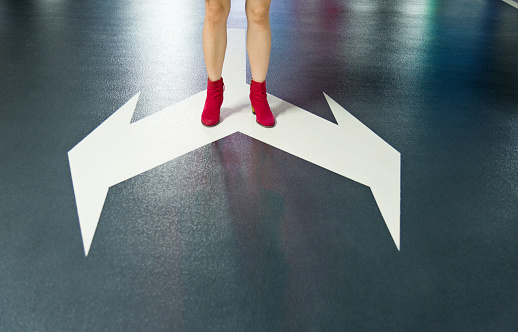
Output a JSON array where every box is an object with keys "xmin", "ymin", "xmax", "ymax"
[{"xmin": 1, "ymin": 0, "xmax": 518, "ymax": 330}]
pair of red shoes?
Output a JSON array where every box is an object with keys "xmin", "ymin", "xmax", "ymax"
[{"xmin": 201, "ymin": 78, "xmax": 276, "ymax": 128}]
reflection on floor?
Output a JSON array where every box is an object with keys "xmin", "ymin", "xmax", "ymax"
[{"xmin": 1, "ymin": 0, "xmax": 517, "ymax": 330}]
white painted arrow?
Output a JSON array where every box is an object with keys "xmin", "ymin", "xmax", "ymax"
[{"xmin": 68, "ymin": 29, "xmax": 400, "ymax": 256}]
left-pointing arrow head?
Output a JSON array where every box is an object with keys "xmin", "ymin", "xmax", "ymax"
[{"xmin": 68, "ymin": 93, "xmax": 140, "ymax": 256}]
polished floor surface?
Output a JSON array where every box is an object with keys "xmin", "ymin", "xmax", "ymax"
[{"xmin": 1, "ymin": 0, "xmax": 518, "ymax": 331}]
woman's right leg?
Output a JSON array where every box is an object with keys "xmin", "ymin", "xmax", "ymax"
[
  {"xmin": 203, "ymin": 0, "xmax": 231, "ymax": 81},
  {"xmin": 201, "ymin": 0, "xmax": 231, "ymax": 126}
]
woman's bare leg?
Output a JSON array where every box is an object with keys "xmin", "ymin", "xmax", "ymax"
[
  {"xmin": 203, "ymin": 0, "xmax": 231, "ymax": 81},
  {"xmin": 245, "ymin": 0, "xmax": 272, "ymax": 83}
]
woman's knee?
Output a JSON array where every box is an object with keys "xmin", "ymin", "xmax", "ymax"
[
  {"xmin": 246, "ymin": 1, "xmax": 271, "ymax": 25},
  {"xmin": 205, "ymin": 0, "xmax": 230, "ymax": 24}
]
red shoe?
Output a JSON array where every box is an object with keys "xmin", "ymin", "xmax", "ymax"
[
  {"xmin": 201, "ymin": 77, "xmax": 224, "ymax": 127},
  {"xmin": 250, "ymin": 80, "xmax": 276, "ymax": 128}
]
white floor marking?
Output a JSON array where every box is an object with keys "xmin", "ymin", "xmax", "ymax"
[
  {"xmin": 502, "ymin": 0, "xmax": 518, "ymax": 9},
  {"xmin": 68, "ymin": 29, "xmax": 401, "ymax": 256}
]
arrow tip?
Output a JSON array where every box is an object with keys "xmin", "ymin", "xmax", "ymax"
[
  {"xmin": 370, "ymin": 159, "xmax": 401, "ymax": 251},
  {"xmin": 68, "ymin": 92, "xmax": 140, "ymax": 256},
  {"xmin": 68, "ymin": 151, "xmax": 109, "ymax": 256}
]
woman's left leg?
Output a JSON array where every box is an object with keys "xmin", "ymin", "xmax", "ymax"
[
  {"xmin": 246, "ymin": 0, "xmax": 275, "ymax": 127},
  {"xmin": 245, "ymin": 0, "xmax": 272, "ymax": 83}
]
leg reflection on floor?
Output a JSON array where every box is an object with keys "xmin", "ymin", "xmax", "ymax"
[{"xmin": 1, "ymin": 0, "xmax": 518, "ymax": 330}]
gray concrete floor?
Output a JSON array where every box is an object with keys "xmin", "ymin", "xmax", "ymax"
[{"xmin": 1, "ymin": 0, "xmax": 518, "ymax": 330}]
